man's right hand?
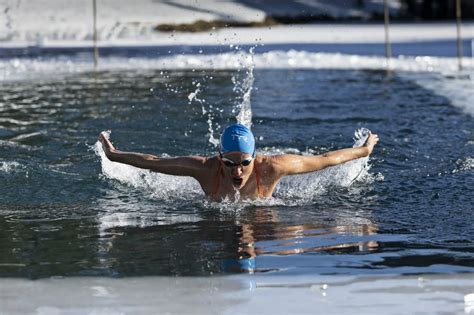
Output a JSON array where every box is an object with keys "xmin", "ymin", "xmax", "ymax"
[{"xmin": 98, "ymin": 132, "xmax": 115, "ymax": 155}]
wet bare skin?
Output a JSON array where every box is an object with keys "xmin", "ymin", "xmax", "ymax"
[
  {"xmin": 98, "ymin": 132, "xmax": 379, "ymax": 201},
  {"xmin": 201, "ymin": 153, "xmax": 278, "ymax": 200}
]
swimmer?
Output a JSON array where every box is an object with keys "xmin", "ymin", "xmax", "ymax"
[{"xmin": 98, "ymin": 124, "xmax": 379, "ymax": 200}]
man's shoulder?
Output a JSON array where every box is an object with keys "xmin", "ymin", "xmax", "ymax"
[
  {"xmin": 173, "ymin": 155, "xmax": 218, "ymax": 172},
  {"xmin": 255, "ymin": 154, "xmax": 279, "ymax": 172},
  {"xmin": 254, "ymin": 155, "xmax": 286, "ymax": 184},
  {"xmin": 256, "ymin": 154, "xmax": 294, "ymax": 175},
  {"xmin": 194, "ymin": 155, "xmax": 219, "ymax": 170},
  {"xmin": 256, "ymin": 154, "xmax": 283, "ymax": 164}
]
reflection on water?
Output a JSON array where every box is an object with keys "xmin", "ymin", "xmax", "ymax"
[
  {"xmin": 216, "ymin": 209, "xmax": 379, "ymax": 274},
  {"xmin": 99, "ymin": 207, "xmax": 380, "ymax": 275},
  {"xmin": 9, "ymin": 200, "xmax": 468, "ymax": 279},
  {"xmin": 0, "ymin": 199, "xmax": 385, "ymax": 278}
]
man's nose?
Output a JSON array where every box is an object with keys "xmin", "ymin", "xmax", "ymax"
[{"xmin": 232, "ymin": 166, "xmax": 243, "ymax": 176}]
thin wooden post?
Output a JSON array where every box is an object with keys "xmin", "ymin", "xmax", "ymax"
[
  {"xmin": 455, "ymin": 0, "xmax": 463, "ymax": 71},
  {"xmin": 92, "ymin": 0, "xmax": 99, "ymax": 68},
  {"xmin": 384, "ymin": 0, "xmax": 392, "ymax": 67}
]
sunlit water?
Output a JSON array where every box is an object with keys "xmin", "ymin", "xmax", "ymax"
[{"xmin": 0, "ymin": 50, "xmax": 473, "ymax": 279}]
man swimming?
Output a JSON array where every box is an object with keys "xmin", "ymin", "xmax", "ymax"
[{"xmin": 99, "ymin": 123, "xmax": 379, "ymax": 201}]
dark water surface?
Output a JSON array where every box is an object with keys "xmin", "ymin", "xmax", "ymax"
[{"xmin": 0, "ymin": 68, "xmax": 473, "ymax": 279}]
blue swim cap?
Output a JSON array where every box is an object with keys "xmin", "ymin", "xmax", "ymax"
[{"xmin": 220, "ymin": 123, "xmax": 255, "ymax": 157}]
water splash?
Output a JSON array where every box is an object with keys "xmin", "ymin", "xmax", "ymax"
[
  {"xmin": 94, "ymin": 131, "xmax": 203, "ymax": 201},
  {"xmin": 275, "ymin": 128, "xmax": 372, "ymax": 202},
  {"xmin": 353, "ymin": 128, "xmax": 370, "ymax": 147},
  {"xmin": 233, "ymin": 47, "xmax": 255, "ymax": 129},
  {"xmin": 452, "ymin": 157, "xmax": 474, "ymax": 173},
  {"xmin": 188, "ymin": 82, "xmax": 219, "ymax": 147},
  {"xmin": 0, "ymin": 161, "xmax": 23, "ymax": 173},
  {"xmin": 186, "ymin": 47, "xmax": 256, "ymax": 149}
]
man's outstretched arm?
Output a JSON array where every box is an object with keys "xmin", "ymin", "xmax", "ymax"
[
  {"xmin": 98, "ymin": 132, "xmax": 207, "ymax": 177},
  {"xmin": 271, "ymin": 132, "xmax": 379, "ymax": 176}
]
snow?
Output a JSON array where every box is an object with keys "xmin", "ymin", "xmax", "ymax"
[
  {"xmin": 0, "ymin": 0, "xmax": 433, "ymax": 47},
  {"xmin": 1, "ymin": 274, "xmax": 473, "ymax": 314}
]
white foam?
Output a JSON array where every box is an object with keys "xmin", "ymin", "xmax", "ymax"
[
  {"xmin": 275, "ymin": 128, "xmax": 371, "ymax": 201},
  {"xmin": 452, "ymin": 157, "xmax": 474, "ymax": 173},
  {"xmin": 0, "ymin": 161, "xmax": 23, "ymax": 173},
  {"xmin": 94, "ymin": 134, "xmax": 203, "ymax": 201},
  {"xmin": 0, "ymin": 51, "xmax": 465, "ymax": 79},
  {"xmin": 1, "ymin": 51, "xmax": 471, "ymax": 79}
]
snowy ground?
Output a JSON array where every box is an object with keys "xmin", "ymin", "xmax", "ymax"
[
  {"xmin": 1, "ymin": 274, "xmax": 474, "ymax": 314},
  {"xmin": 0, "ymin": 0, "xmax": 404, "ymax": 45},
  {"xmin": 0, "ymin": 0, "xmax": 472, "ymax": 64},
  {"xmin": 3, "ymin": 22, "xmax": 471, "ymax": 50},
  {"xmin": 0, "ymin": 0, "xmax": 472, "ymax": 57}
]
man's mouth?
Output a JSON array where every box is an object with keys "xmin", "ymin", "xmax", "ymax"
[{"xmin": 232, "ymin": 177, "xmax": 243, "ymax": 187}]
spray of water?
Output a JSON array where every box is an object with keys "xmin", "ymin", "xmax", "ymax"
[
  {"xmin": 233, "ymin": 47, "xmax": 255, "ymax": 129},
  {"xmin": 452, "ymin": 157, "xmax": 474, "ymax": 173},
  {"xmin": 94, "ymin": 131, "xmax": 203, "ymax": 201},
  {"xmin": 186, "ymin": 47, "xmax": 256, "ymax": 151},
  {"xmin": 0, "ymin": 161, "xmax": 23, "ymax": 173},
  {"xmin": 274, "ymin": 128, "xmax": 372, "ymax": 202},
  {"xmin": 188, "ymin": 82, "xmax": 219, "ymax": 147}
]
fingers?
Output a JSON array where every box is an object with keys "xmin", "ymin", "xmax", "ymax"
[
  {"xmin": 370, "ymin": 134, "xmax": 379, "ymax": 146},
  {"xmin": 365, "ymin": 133, "xmax": 379, "ymax": 150},
  {"xmin": 98, "ymin": 132, "xmax": 109, "ymax": 142}
]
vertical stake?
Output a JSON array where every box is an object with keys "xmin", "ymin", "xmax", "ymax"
[
  {"xmin": 456, "ymin": 0, "xmax": 463, "ymax": 71},
  {"xmin": 93, "ymin": 0, "xmax": 99, "ymax": 68},
  {"xmin": 384, "ymin": 0, "xmax": 392, "ymax": 69}
]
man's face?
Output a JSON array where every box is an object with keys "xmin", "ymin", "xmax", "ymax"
[{"xmin": 220, "ymin": 152, "xmax": 254, "ymax": 189}]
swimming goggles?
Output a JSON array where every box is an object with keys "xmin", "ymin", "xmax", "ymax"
[{"xmin": 220, "ymin": 156, "xmax": 253, "ymax": 167}]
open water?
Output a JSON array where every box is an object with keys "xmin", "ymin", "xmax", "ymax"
[{"xmin": 0, "ymin": 50, "xmax": 473, "ymax": 279}]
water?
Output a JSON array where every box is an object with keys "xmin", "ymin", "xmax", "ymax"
[{"xmin": 0, "ymin": 51, "xmax": 473, "ymax": 279}]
